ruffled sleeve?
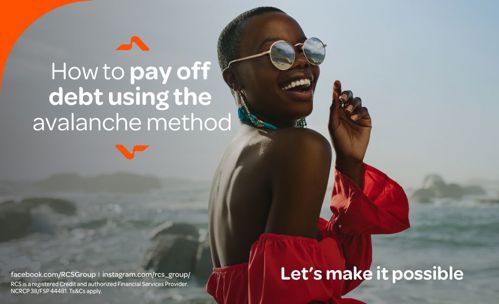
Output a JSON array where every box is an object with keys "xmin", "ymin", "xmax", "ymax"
[
  {"xmin": 331, "ymin": 163, "xmax": 410, "ymax": 235},
  {"xmin": 319, "ymin": 163, "xmax": 410, "ymax": 294}
]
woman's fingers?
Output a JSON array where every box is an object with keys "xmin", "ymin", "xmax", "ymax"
[
  {"xmin": 331, "ymin": 80, "xmax": 342, "ymax": 111},
  {"xmin": 353, "ymin": 97, "xmax": 362, "ymax": 108},
  {"xmin": 333, "ymin": 80, "xmax": 342, "ymax": 101},
  {"xmin": 331, "ymin": 82, "xmax": 370, "ymax": 125},
  {"xmin": 330, "ymin": 80, "xmax": 342, "ymax": 130},
  {"xmin": 350, "ymin": 106, "xmax": 371, "ymax": 124},
  {"xmin": 344, "ymin": 97, "xmax": 361, "ymax": 113},
  {"xmin": 339, "ymin": 91, "xmax": 369, "ymax": 123},
  {"xmin": 339, "ymin": 90, "xmax": 352, "ymax": 107},
  {"xmin": 340, "ymin": 90, "xmax": 361, "ymax": 113},
  {"xmin": 341, "ymin": 90, "xmax": 353, "ymax": 100}
]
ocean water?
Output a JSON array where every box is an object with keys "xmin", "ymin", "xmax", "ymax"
[
  {"xmin": 1, "ymin": 185, "xmax": 498, "ymax": 304},
  {"xmin": 350, "ymin": 200, "xmax": 499, "ymax": 303}
]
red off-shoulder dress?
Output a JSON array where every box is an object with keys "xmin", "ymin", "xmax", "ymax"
[{"xmin": 206, "ymin": 164, "xmax": 410, "ymax": 304}]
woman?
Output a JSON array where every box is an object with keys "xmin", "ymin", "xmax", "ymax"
[{"xmin": 207, "ymin": 7, "xmax": 410, "ymax": 304}]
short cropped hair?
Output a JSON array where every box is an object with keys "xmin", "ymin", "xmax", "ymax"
[{"xmin": 217, "ymin": 7, "xmax": 285, "ymax": 71}]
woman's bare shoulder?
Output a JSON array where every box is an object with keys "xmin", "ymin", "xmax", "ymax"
[
  {"xmin": 266, "ymin": 128, "xmax": 332, "ymax": 160},
  {"xmin": 223, "ymin": 126, "xmax": 331, "ymax": 172}
]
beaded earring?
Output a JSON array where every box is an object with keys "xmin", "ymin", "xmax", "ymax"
[{"xmin": 235, "ymin": 90, "xmax": 307, "ymax": 130}]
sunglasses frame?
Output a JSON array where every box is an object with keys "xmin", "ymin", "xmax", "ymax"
[{"xmin": 223, "ymin": 37, "xmax": 327, "ymax": 72}]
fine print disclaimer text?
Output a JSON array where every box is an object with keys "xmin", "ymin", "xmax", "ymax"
[{"xmin": 9, "ymin": 271, "xmax": 190, "ymax": 296}]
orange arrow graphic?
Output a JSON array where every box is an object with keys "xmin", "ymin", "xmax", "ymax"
[
  {"xmin": 116, "ymin": 35, "xmax": 150, "ymax": 51},
  {"xmin": 115, "ymin": 144, "xmax": 149, "ymax": 160}
]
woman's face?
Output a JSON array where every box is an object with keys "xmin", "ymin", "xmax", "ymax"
[{"xmin": 230, "ymin": 12, "xmax": 320, "ymax": 127}]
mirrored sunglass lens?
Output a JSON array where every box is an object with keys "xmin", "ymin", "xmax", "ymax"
[
  {"xmin": 270, "ymin": 41, "xmax": 295, "ymax": 70},
  {"xmin": 304, "ymin": 37, "xmax": 326, "ymax": 65}
]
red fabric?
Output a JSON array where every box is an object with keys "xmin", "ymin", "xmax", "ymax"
[{"xmin": 206, "ymin": 163, "xmax": 410, "ymax": 304}]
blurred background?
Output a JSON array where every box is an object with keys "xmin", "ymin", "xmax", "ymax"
[{"xmin": 1, "ymin": 0, "xmax": 498, "ymax": 303}]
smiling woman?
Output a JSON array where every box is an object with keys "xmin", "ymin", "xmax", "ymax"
[{"xmin": 207, "ymin": 6, "xmax": 410, "ymax": 304}]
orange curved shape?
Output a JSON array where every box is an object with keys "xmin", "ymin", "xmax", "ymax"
[
  {"xmin": 115, "ymin": 144, "xmax": 149, "ymax": 160},
  {"xmin": 116, "ymin": 35, "xmax": 150, "ymax": 51},
  {"xmin": 1, "ymin": 0, "xmax": 88, "ymax": 92}
]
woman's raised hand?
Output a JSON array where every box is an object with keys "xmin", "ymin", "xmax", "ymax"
[{"xmin": 328, "ymin": 80, "xmax": 372, "ymax": 186}]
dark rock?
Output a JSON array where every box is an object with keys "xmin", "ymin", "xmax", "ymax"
[
  {"xmin": 0, "ymin": 200, "xmax": 32, "ymax": 242},
  {"xmin": 143, "ymin": 222, "xmax": 200, "ymax": 275},
  {"xmin": 412, "ymin": 174, "xmax": 487, "ymax": 203},
  {"xmin": 412, "ymin": 188, "xmax": 434, "ymax": 203},
  {"xmin": 149, "ymin": 222, "xmax": 200, "ymax": 240},
  {"xmin": 421, "ymin": 174, "xmax": 446, "ymax": 190},
  {"xmin": 462, "ymin": 185, "xmax": 487, "ymax": 196},
  {"xmin": 33, "ymin": 173, "xmax": 84, "ymax": 192},
  {"xmin": 21, "ymin": 197, "xmax": 76, "ymax": 215},
  {"xmin": 0, "ymin": 197, "xmax": 77, "ymax": 242},
  {"xmin": 143, "ymin": 235, "xmax": 199, "ymax": 274}
]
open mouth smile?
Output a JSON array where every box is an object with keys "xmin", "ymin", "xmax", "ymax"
[
  {"xmin": 281, "ymin": 78, "xmax": 312, "ymax": 91},
  {"xmin": 279, "ymin": 75, "xmax": 315, "ymax": 101}
]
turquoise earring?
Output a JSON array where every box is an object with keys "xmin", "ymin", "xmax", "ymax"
[
  {"xmin": 296, "ymin": 117, "xmax": 307, "ymax": 128},
  {"xmin": 235, "ymin": 90, "xmax": 307, "ymax": 130},
  {"xmin": 236, "ymin": 90, "xmax": 277, "ymax": 130}
]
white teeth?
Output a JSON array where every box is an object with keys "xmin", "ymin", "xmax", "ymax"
[{"xmin": 281, "ymin": 78, "xmax": 311, "ymax": 91}]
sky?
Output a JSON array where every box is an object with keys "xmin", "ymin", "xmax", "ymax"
[{"xmin": 1, "ymin": 0, "xmax": 498, "ymax": 189}]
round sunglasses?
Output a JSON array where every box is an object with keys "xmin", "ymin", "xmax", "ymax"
[{"xmin": 224, "ymin": 37, "xmax": 327, "ymax": 71}]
